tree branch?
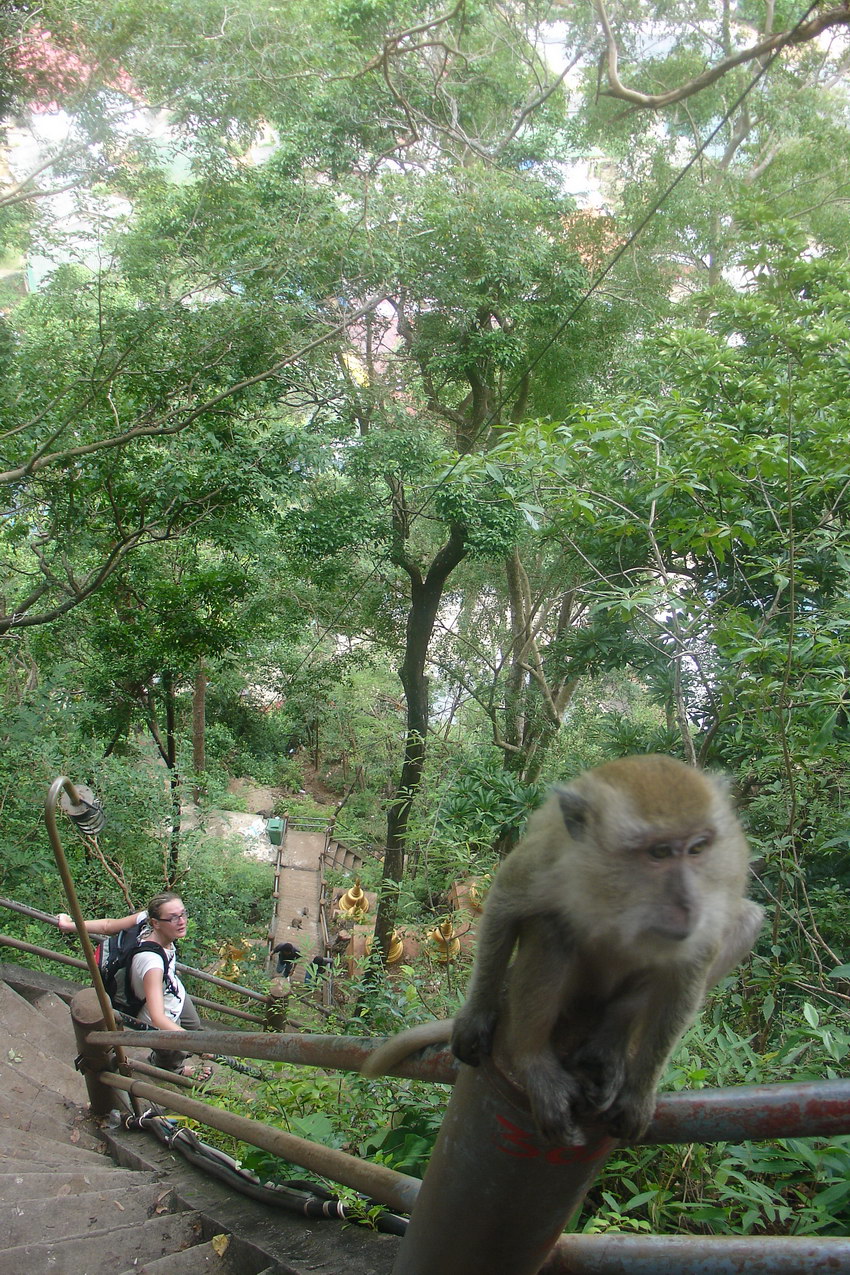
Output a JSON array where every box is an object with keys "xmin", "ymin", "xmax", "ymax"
[
  {"xmin": 0, "ymin": 293, "xmax": 388, "ymax": 486},
  {"xmin": 595, "ymin": 0, "xmax": 850, "ymax": 110}
]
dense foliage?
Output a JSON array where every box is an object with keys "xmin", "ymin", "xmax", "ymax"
[{"xmin": 2, "ymin": 0, "xmax": 849, "ymax": 1241}]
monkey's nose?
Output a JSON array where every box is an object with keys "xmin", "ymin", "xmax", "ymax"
[{"xmin": 655, "ymin": 904, "xmax": 694, "ymax": 940}]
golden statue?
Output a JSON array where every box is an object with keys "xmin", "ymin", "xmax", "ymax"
[
  {"xmin": 338, "ymin": 878, "xmax": 369, "ymax": 918},
  {"xmin": 365, "ymin": 931, "xmax": 404, "ymax": 963},
  {"xmin": 428, "ymin": 917, "xmax": 461, "ymax": 963},
  {"xmin": 468, "ymin": 874, "xmax": 490, "ymax": 913}
]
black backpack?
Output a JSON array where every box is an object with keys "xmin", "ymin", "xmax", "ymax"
[{"xmin": 97, "ymin": 923, "xmax": 178, "ymax": 1020}]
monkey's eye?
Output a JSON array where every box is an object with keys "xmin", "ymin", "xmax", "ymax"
[
  {"xmin": 648, "ymin": 843, "xmax": 673, "ymax": 860},
  {"xmin": 688, "ymin": 837, "xmax": 710, "ymax": 855}
]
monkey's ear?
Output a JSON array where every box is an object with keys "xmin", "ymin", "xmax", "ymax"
[{"xmin": 555, "ymin": 786, "xmax": 588, "ymax": 837}]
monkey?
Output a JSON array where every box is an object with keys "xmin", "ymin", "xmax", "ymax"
[{"xmin": 361, "ymin": 754, "xmax": 763, "ymax": 1146}]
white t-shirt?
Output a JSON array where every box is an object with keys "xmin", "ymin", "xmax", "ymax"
[{"xmin": 128, "ymin": 912, "xmax": 186, "ymax": 1027}]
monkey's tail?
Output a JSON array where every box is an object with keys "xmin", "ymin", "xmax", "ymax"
[{"xmin": 360, "ymin": 1018, "xmax": 454, "ymax": 1077}]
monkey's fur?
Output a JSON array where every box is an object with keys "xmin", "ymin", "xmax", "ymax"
[{"xmin": 361, "ymin": 755, "xmax": 763, "ymax": 1145}]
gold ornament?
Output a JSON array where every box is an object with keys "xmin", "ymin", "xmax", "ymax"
[
  {"xmin": 365, "ymin": 931, "xmax": 404, "ymax": 963},
  {"xmin": 428, "ymin": 917, "xmax": 461, "ymax": 963},
  {"xmin": 338, "ymin": 878, "xmax": 369, "ymax": 917}
]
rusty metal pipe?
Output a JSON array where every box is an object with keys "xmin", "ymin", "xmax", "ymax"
[
  {"xmin": 89, "ymin": 1026, "xmax": 459, "ymax": 1083},
  {"xmin": 0, "ymin": 896, "xmax": 68, "ymax": 926},
  {"xmin": 389, "ymin": 1063, "xmax": 850, "ymax": 1275},
  {"xmin": 176, "ymin": 961, "xmax": 269, "ymax": 1001},
  {"xmin": 541, "ymin": 1232, "xmax": 850, "ymax": 1273},
  {"xmin": 0, "ymin": 936, "xmax": 268, "ymax": 1026},
  {"xmin": 87, "ymin": 1023, "xmax": 850, "ymax": 1143},
  {"xmin": 0, "ymin": 890, "xmax": 267, "ymax": 1004},
  {"xmin": 646, "ymin": 1079, "xmax": 850, "ymax": 1144},
  {"xmin": 393, "ymin": 1059, "xmax": 616, "ymax": 1275},
  {"xmin": 44, "ymin": 777, "xmax": 130, "ymax": 1077},
  {"xmin": 95, "ymin": 1070, "xmax": 422, "ymax": 1215},
  {"xmin": 0, "ymin": 933, "xmax": 89, "ymax": 970},
  {"xmin": 188, "ymin": 996, "xmax": 266, "ymax": 1024}
]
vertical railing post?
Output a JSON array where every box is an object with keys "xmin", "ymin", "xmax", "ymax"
[
  {"xmin": 45, "ymin": 776, "xmax": 134, "ymax": 1089},
  {"xmin": 264, "ymin": 975, "xmax": 289, "ymax": 1030},
  {"xmin": 71, "ymin": 986, "xmax": 122, "ymax": 1117},
  {"xmin": 392, "ymin": 1058, "xmax": 615, "ymax": 1275}
]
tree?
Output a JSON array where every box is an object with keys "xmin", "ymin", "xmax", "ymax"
[
  {"xmin": 535, "ymin": 232, "xmax": 850, "ymax": 969},
  {"xmin": 0, "ymin": 251, "xmax": 384, "ymax": 634},
  {"xmin": 5, "ymin": 0, "xmax": 850, "ymax": 963}
]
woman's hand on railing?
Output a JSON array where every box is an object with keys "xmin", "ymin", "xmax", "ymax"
[{"xmin": 56, "ymin": 912, "xmax": 76, "ymax": 933}]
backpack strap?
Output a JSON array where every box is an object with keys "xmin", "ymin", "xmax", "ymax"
[{"xmin": 130, "ymin": 941, "xmax": 180, "ymax": 999}]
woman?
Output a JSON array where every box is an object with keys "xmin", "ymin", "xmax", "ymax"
[{"xmin": 56, "ymin": 892, "xmax": 206, "ymax": 1075}]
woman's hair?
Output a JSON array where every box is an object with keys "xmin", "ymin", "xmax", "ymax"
[{"xmin": 147, "ymin": 891, "xmax": 183, "ymax": 921}]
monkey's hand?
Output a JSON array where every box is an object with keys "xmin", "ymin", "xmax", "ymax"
[
  {"xmin": 450, "ymin": 1003, "xmax": 498, "ymax": 1066},
  {"xmin": 524, "ymin": 1060, "xmax": 585, "ymax": 1146},
  {"xmin": 568, "ymin": 1041, "xmax": 627, "ymax": 1117},
  {"xmin": 601, "ymin": 1083, "xmax": 657, "ymax": 1143}
]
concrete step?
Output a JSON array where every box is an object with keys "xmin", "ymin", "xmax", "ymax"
[
  {"xmin": 0, "ymin": 976, "xmax": 78, "ymax": 1059},
  {"xmin": 0, "ymin": 1124, "xmax": 108, "ymax": 1167},
  {"xmin": 0, "ymin": 1051, "xmax": 74, "ymax": 1106},
  {"xmin": 16, "ymin": 985, "xmax": 80, "ymax": 1030},
  {"xmin": 0, "ymin": 1089, "xmax": 104, "ymax": 1152},
  {"xmin": 0, "ymin": 1166, "xmax": 158, "ymax": 1199},
  {"xmin": 0, "ymin": 1181, "xmax": 178, "ymax": 1248},
  {"xmin": 0, "ymin": 962, "xmax": 400, "ymax": 1274},
  {"xmin": 0, "ymin": 1155, "xmax": 77, "ymax": 1176},
  {"xmin": 0, "ymin": 1059, "xmax": 93, "ymax": 1154},
  {"xmin": 0, "ymin": 961, "xmax": 83, "ymax": 1009},
  {"xmin": 0, "ymin": 1018, "xmax": 88, "ymax": 1102},
  {"xmin": 122, "ymin": 1234, "xmax": 293, "ymax": 1275},
  {"xmin": 0, "ymin": 1207, "xmax": 205, "ymax": 1275}
]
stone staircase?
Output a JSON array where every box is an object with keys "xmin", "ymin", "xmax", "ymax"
[
  {"xmin": 0, "ymin": 962, "xmax": 399, "ymax": 1275},
  {"xmin": 325, "ymin": 837, "xmax": 363, "ymax": 875}
]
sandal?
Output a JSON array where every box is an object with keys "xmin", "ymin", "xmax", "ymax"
[{"xmin": 179, "ymin": 1061, "xmax": 214, "ymax": 1081}]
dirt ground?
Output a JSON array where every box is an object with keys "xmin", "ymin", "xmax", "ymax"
[
  {"xmin": 225, "ymin": 778, "xmax": 283, "ymax": 816},
  {"xmin": 227, "ymin": 767, "xmax": 340, "ymax": 815},
  {"xmin": 180, "ymin": 769, "xmax": 342, "ymax": 865}
]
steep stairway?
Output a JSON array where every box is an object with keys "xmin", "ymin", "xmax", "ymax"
[
  {"xmin": 0, "ymin": 962, "xmax": 399, "ymax": 1275},
  {"xmin": 0, "ymin": 968, "xmax": 285, "ymax": 1275}
]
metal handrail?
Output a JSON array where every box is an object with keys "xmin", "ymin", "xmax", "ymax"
[
  {"xmin": 0, "ymin": 935, "xmax": 269, "ymax": 1025},
  {"xmin": 44, "ymin": 777, "xmax": 129, "ymax": 1067},
  {"xmin": 88, "ymin": 1022, "xmax": 850, "ymax": 1143},
  {"xmin": 0, "ymin": 896, "xmax": 269, "ymax": 1004},
  {"xmin": 94, "ymin": 1067, "xmax": 422, "ymax": 1215},
  {"xmin": 38, "ymin": 778, "xmax": 850, "ymax": 1272}
]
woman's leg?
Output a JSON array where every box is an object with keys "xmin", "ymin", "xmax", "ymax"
[
  {"xmin": 149, "ymin": 996, "xmax": 203, "ymax": 1072},
  {"xmin": 179, "ymin": 995, "xmax": 202, "ymax": 1031}
]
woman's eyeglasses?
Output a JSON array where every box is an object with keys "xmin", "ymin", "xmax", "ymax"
[{"xmin": 157, "ymin": 909, "xmax": 188, "ymax": 923}]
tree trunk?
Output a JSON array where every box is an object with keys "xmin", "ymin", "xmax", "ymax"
[
  {"xmin": 497, "ymin": 550, "xmax": 580, "ymax": 786},
  {"xmin": 163, "ymin": 671, "xmax": 182, "ymax": 883},
  {"xmin": 502, "ymin": 548, "xmax": 531, "ymax": 766},
  {"xmin": 192, "ymin": 657, "xmax": 207, "ymax": 804},
  {"xmin": 373, "ymin": 523, "xmax": 467, "ymax": 960}
]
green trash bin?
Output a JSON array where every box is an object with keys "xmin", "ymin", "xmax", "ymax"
[{"xmin": 267, "ymin": 817, "xmax": 284, "ymax": 846}]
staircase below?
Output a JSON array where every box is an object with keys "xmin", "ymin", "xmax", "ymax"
[{"xmin": 0, "ymin": 961, "xmax": 399, "ymax": 1275}]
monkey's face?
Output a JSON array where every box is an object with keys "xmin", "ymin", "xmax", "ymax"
[
  {"xmin": 553, "ymin": 755, "xmax": 749, "ymax": 956},
  {"xmin": 630, "ymin": 829, "xmax": 715, "ymax": 942}
]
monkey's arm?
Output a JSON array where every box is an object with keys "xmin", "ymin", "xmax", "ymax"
[
  {"xmin": 602, "ymin": 902, "xmax": 763, "ymax": 1141},
  {"xmin": 601, "ymin": 972, "xmax": 706, "ymax": 1141},
  {"xmin": 499, "ymin": 913, "xmax": 587, "ymax": 1145},
  {"xmin": 705, "ymin": 899, "xmax": 764, "ymax": 987},
  {"xmin": 360, "ymin": 1018, "xmax": 453, "ymax": 1077},
  {"xmin": 451, "ymin": 878, "xmax": 522, "ymax": 1065}
]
